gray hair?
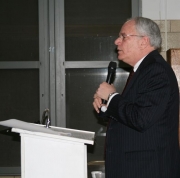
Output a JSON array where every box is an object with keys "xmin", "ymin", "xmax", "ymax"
[{"xmin": 128, "ymin": 17, "xmax": 162, "ymax": 49}]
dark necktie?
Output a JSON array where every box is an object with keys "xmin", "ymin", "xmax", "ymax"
[{"xmin": 122, "ymin": 69, "xmax": 134, "ymax": 94}]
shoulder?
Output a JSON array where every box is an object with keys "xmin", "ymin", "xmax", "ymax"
[{"xmin": 138, "ymin": 50, "xmax": 173, "ymax": 78}]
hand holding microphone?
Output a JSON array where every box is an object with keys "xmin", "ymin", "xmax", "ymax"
[
  {"xmin": 93, "ymin": 61, "xmax": 117, "ymax": 114},
  {"xmin": 96, "ymin": 82, "xmax": 116, "ymax": 102},
  {"xmin": 101, "ymin": 61, "xmax": 117, "ymax": 102}
]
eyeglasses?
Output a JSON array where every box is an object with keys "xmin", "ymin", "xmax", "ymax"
[{"xmin": 118, "ymin": 33, "xmax": 144, "ymax": 41}]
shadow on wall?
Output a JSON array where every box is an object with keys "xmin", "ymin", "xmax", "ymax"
[
  {"xmin": 167, "ymin": 48, "xmax": 180, "ymax": 149},
  {"xmin": 179, "ymin": 95, "xmax": 180, "ymax": 148}
]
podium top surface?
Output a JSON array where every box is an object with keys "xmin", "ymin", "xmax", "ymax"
[{"xmin": 0, "ymin": 119, "xmax": 95, "ymax": 145}]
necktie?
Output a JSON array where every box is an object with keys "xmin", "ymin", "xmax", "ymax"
[{"xmin": 122, "ymin": 69, "xmax": 134, "ymax": 94}]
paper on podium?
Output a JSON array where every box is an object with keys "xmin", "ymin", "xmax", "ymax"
[{"xmin": 0, "ymin": 119, "xmax": 95, "ymax": 144}]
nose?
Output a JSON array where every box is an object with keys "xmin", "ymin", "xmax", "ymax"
[{"xmin": 114, "ymin": 37, "xmax": 122, "ymax": 45}]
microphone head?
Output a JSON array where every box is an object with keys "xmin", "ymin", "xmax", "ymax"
[
  {"xmin": 102, "ymin": 61, "xmax": 117, "ymax": 104},
  {"xmin": 105, "ymin": 61, "xmax": 117, "ymax": 84},
  {"xmin": 108, "ymin": 61, "xmax": 117, "ymax": 73}
]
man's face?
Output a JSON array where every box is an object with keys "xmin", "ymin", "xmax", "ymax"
[{"xmin": 114, "ymin": 20, "xmax": 143, "ymax": 66}]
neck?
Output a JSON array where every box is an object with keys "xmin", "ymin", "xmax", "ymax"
[{"xmin": 131, "ymin": 47, "xmax": 155, "ymax": 66}]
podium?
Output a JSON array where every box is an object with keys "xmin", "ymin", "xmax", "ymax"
[{"xmin": 0, "ymin": 119, "xmax": 95, "ymax": 178}]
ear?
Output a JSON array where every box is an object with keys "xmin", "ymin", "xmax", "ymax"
[{"xmin": 139, "ymin": 36, "xmax": 149, "ymax": 49}]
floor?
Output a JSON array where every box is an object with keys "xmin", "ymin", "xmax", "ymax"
[{"xmin": 0, "ymin": 176, "xmax": 21, "ymax": 178}]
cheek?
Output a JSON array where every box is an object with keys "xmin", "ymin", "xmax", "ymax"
[
  {"xmin": 123, "ymin": 43, "xmax": 134, "ymax": 54},
  {"xmin": 125, "ymin": 41, "xmax": 138, "ymax": 53},
  {"xmin": 120, "ymin": 44, "xmax": 137, "ymax": 60}
]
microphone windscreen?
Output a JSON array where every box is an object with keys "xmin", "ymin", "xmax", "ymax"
[
  {"xmin": 106, "ymin": 61, "xmax": 117, "ymax": 84},
  {"xmin": 108, "ymin": 61, "xmax": 117, "ymax": 73}
]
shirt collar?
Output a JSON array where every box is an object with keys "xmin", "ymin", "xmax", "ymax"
[{"xmin": 133, "ymin": 55, "xmax": 147, "ymax": 72}]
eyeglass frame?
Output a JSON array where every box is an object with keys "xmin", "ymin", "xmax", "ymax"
[{"xmin": 118, "ymin": 33, "xmax": 145, "ymax": 41}]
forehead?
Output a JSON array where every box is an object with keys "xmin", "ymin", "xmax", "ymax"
[{"xmin": 120, "ymin": 20, "xmax": 136, "ymax": 34}]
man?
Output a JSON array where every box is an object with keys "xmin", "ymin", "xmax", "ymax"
[{"xmin": 93, "ymin": 17, "xmax": 180, "ymax": 178}]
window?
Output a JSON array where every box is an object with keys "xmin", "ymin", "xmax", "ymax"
[{"xmin": 0, "ymin": 0, "xmax": 140, "ymax": 174}]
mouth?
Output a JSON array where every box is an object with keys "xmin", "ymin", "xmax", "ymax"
[
  {"xmin": 117, "ymin": 48, "xmax": 122, "ymax": 52},
  {"xmin": 117, "ymin": 49, "xmax": 122, "ymax": 54}
]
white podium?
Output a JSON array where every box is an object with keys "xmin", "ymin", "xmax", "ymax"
[{"xmin": 0, "ymin": 119, "xmax": 95, "ymax": 178}]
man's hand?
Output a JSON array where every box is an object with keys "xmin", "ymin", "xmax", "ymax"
[
  {"xmin": 93, "ymin": 82, "xmax": 116, "ymax": 113},
  {"xmin": 96, "ymin": 82, "xmax": 116, "ymax": 100},
  {"xmin": 93, "ymin": 94, "xmax": 102, "ymax": 113}
]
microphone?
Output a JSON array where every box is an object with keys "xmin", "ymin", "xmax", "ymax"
[{"xmin": 102, "ymin": 61, "xmax": 117, "ymax": 104}]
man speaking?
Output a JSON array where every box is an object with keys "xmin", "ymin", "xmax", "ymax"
[{"xmin": 93, "ymin": 17, "xmax": 180, "ymax": 178}]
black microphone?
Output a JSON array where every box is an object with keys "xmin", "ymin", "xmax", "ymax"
[{"xmin": 102, "ymin": 61, "xmax": 117, "ymax": 104}]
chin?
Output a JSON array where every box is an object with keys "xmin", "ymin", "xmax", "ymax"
[
  {"xmin": 118, "ymin": 55, "xmax": 124, "ymax": 61},
  {"xmin": 118, "ymin": 58, "xmax": 127, "ymax": 64}
]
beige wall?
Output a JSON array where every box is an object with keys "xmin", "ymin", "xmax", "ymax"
[
  {"xmin": 142, "ymin": 0, "xmax": 180, "ymax": 20},
  {"xmin": 159, "ymin": 20, "xmax": 180, "ymax": 147},
  {"xmin": 154, "ymin": 20, "xmax": 180, "ymax": 59}
]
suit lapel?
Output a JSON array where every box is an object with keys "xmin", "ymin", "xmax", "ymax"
[{"xmin": 122, "ymin": 50, "xmax": 159, "ymax": 95}]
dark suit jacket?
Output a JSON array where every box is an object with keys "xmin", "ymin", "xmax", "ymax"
[{"xmin": 104, "ymin": 50, "xmax": 180, "ymax": 178}]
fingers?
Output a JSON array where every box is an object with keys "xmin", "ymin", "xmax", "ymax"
[
  {"xmin": 93, "ymin": 93, "xmax": 98, "ymax": 99},
  {"xmin": 95, "ymin": 82, "xmax": 116, "ymax": 100},
  {"xmin": 93, "ymin": 95, "xmax": 102, "ymax": 113},
  {"xmin": 93, "ymin": 82, "xmax": 116, "ymax": 113},
  {"xmin": 93, "ymin": 101, "xmax": 100, "ymax": 113}
]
